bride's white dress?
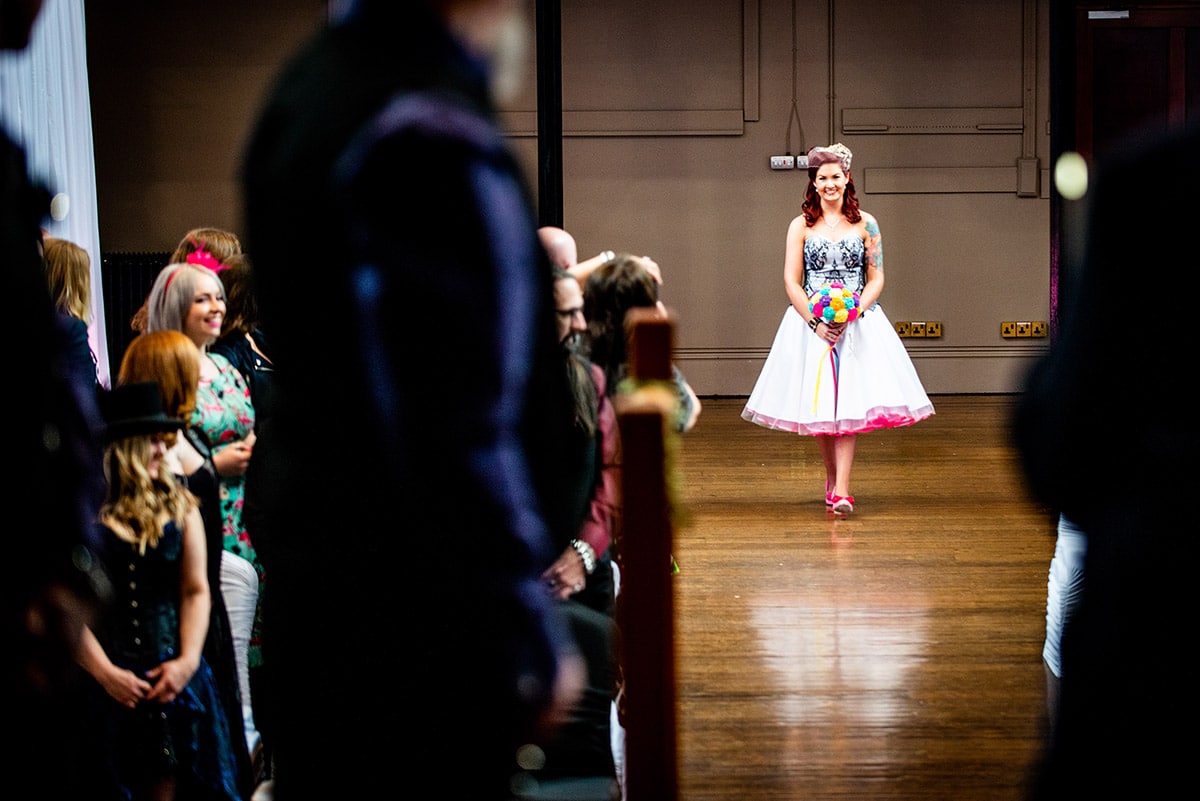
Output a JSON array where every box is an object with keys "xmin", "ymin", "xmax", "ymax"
[{"xmin": 742, "ymin": 232, "xmax": 935, "ymax": 436}]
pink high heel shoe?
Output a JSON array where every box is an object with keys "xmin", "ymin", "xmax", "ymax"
[
  {"xmin": 830, "ymin": 494, "xmax": 855, "ymax": 514},
  {"xmin": 825, "ymin": 480, "xmax": 835, "ymax": 507}
]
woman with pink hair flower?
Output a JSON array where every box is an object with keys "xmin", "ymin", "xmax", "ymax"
[
  {"xmin": 142, "ymin": 261, "xmax": 263, "ymax": 770},
  {"xmin": 130, "ymin": 227, "xmax": 242, "ymax": 334}
]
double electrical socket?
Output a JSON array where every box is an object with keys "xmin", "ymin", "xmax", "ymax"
[
  {"xmin": 769, "ymin": 154, "xmax": 809, "ymax": 171},
  {"xmin": 1000, "ymin": 321, "xmax": 1048, "ymax": 338},
  {"xmin": 895, "ymin": 321, "xmax": 942, "ymax": 338}
]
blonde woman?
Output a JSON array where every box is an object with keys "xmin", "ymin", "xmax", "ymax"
[{"xmin": 43, "ymin": 236, "xmax": 98, "ymax": 388}]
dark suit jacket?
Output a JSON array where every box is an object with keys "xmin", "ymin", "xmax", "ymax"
[
  {"xmin": 53, "ymin": 311, "xmax": 98, "ymax": 391},
  {"xmin": 241, "ymin": 3, "xmax": 579, "ymax": 796}
]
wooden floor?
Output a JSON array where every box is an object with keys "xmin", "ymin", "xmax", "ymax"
[{"xmin": 668, "ymin": 395, "xmax": 1058, "ymax": 801}]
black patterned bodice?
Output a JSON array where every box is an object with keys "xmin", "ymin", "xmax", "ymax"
[
  {"xmin": 95, "ymin": 520, "xmax": 185, "ymax": 671},
  {"xmin": 804, "ymin": 233, "xmax": 865, "ymax": 296}
]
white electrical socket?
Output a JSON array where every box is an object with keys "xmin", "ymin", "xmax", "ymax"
[
  {"xmin": 795, "ymin": 154, "xmax": 808, "ymax": 169},
  {"xmin": 770, "ymin": 155, "xmax": 795, "ymax": 170}
]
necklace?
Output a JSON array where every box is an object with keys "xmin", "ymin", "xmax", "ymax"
[{"xmin": 823, "ymin": 215, "xmax": 841, "ymax": 229}]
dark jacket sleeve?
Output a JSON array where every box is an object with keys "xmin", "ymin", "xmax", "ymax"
[{"xmin": 333, "ymin": 89, "xmax": 574, "ymax": 716}]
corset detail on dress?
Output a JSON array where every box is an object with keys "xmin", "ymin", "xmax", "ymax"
[
  {"xmin": 98, "ymin": 520, "xmax": 184, "ymax": 669},
  {"xmin": 803, "ymin": 234, "xmax": 865, "ymax": 296}
]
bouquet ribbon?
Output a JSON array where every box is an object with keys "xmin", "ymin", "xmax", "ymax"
[
  {"xmin": 807, "ymin": 282, "xmax": 859, "ymax": 416},
  {"xmin": 813, "ymin": 343, "xmax": 840, "ymax": 415}
]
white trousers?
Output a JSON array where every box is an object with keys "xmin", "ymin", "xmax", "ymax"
[
  {"xmin": 1043, "ymin": 515, "xmax": 1086, "ymax": 679},
  {"xmin": 221, "ymin": 549, "xmax": 261, "ymax": 755}
]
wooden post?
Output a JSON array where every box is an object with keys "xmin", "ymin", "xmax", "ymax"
[
  {"xmin": 625, "ymin": 307, "xmax": 674, "ymax": 383},
  {"xmin": 615, "ymin": 308, "xmax": 679, "ymax": 801}
]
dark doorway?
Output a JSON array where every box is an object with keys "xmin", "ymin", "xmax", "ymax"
[
  {"xmin": 1075, "ymin": 5, "xmax": 1200, "ymax": 163},
  {"xmin": 1052, "ymin": 3, "xmax": 1200, "ymax": 328}
]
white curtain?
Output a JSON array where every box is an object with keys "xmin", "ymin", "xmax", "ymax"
[{"xmin": 0, "ymin": 0, "xmax": 109, "ymax": 387}]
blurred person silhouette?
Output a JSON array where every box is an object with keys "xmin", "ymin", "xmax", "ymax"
[
  {"xmin": 80, "ymin": 381, "xmax": 242, "ymax": 801},
  {"xmin": 3, "ymin": 2, "xmax": 109, "ymax": 797},
  {"xmin": 1013, "ymin": 124, "xmax": 1198, "ymax": 800},
  {"xmin": 118, "ymin": 330, "xmax": 256, "ymax": 798},
  {"xmin": 583, "ymin": 252, "xmax": 701, "ymax": 433},
  {"xmin": 143, "ymin": 262, "xmax": 263, "ymax": 769},
  {"xmin": 43, "ymin": 235, "xmax": 100, "ymax": 389},
  {"xmin": 131, "ymin": 227, "xmax": 242, "ymax": 335},
  {"xmin": 241, "ymin": 1, "xmax": 585, "ymax": 797}
]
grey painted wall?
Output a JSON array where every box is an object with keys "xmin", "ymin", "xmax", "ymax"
[{"xmin": 88, "ymin": 1, "xmax": 1053, "ymax": 394}]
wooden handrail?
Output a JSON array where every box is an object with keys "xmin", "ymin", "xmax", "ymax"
[{"xmin": 614, "ymin": 308, "xmax": 680, "ymax": 801}]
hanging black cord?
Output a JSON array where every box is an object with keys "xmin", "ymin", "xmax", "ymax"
[{"xmin": 785, "ymin": 0, "xmax": 805, "ymax": 156}]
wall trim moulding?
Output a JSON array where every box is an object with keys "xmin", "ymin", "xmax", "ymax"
[
  {"xmin": 676, "ymin": 343, "xmax": 1049, "ymax": 362},
  {"xmin": 500, "ymin": 109, "xmax": 746, "ymax": 138},
  {"xmin": 503, "ymin": 0, "xmax": 758, "ymax": 138},
  {"xmin": 842, "ymin": 106, "xmax": 1024, "ymax": 134},
  {"xmin": 864, "ymin": 166, "xmax": 1022, "ymax": 194}
]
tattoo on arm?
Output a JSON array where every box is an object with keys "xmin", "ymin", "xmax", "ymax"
[{"xmin": 865, "ymin": 219, "xmax": 883, "ymax": 273}]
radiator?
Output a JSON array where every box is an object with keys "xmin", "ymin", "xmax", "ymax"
[{"xmin": 100, "ymin": 251, "xmax": 169, "ymax": 368}]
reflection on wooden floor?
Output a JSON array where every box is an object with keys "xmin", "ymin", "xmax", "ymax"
[{"xmin": 670, "ymin": 395, "xmax": 1056, "ymax": 801}]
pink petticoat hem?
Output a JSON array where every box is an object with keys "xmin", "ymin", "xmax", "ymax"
[{"xmin": 741, "ymin": 405, "xmax": 935, "ymax": 437}]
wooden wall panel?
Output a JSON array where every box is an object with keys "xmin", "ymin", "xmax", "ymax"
[{"xmin": 87, "ymin": 0, "xmax": 1053, "ymax": 394}]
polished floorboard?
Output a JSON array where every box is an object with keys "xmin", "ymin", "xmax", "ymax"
[{"xmin": 668, "ymin": 394, "xmax": 1057, "ymax": 801}]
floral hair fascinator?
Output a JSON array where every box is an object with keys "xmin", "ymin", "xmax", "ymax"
[
  {"xmin": 807, "ymin": 142, "xmax": 853, "ymax": 171},
  {"xmin": 186, "ymin": 248, "xmax": 228, "ymax": 273}
]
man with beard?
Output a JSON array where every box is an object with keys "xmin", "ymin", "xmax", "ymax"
[{"xmin": 525, "ymin": 266, "xmax": 622, "ymax": 794}]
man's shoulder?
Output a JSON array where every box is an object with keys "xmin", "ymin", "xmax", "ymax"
[
  {"xmin": 247, "ymin": 15, "xmax": 493, "ymax": 173},
  {"xmin": 335, "ymin": 88, "xmax": 503, "ymax": 177}
]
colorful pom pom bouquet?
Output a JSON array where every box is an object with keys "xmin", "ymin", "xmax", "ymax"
[{"xmin": 808, "ymin": 281, "xmax": 860, "ymax": 325}]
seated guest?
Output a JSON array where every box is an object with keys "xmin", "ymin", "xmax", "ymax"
[
  {"xmin": 518, "ymin": 267, "xmax": 622, "ymax": 793},
  {"xmin": 583, "ymin": 253, "xmax": 701, "ymax": 432}
]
